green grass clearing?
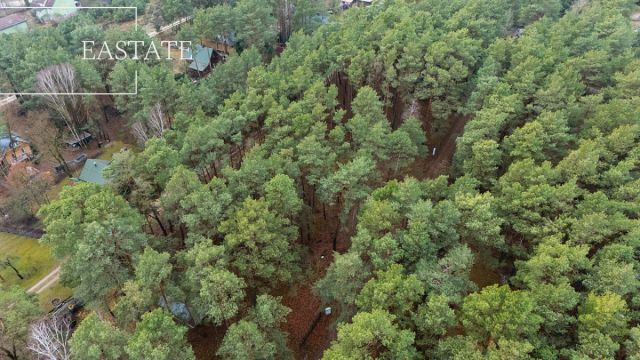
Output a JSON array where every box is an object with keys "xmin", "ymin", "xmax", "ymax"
[
  {"xmin": 97, "ymin": 140, "xmax": 129, "ymax": 161},
  {"xmin": 0, "ymin": 232, "xmax": 72, "ymax": 309},
  {"xmin": 0, "ymin": 233, "xmax": 56, "ymax": 289}
]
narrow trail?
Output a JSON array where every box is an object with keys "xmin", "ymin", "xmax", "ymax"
[
  {"xmin": 27, "ymin": 266, "xmax": 60, "ymax": 294},
  {"xmin": 407, "ymin": 114, "xmax": 469, "ymax": 181}
]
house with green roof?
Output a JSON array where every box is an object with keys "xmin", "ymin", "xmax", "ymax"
[
  {"xmin": 32, "ymin": 0, "xmax": 79, "ymax": 23},
  {"xmin": 0, "ymin": 14, "xmax": 28, "ymax": 35},
  {"xmin": 185, "ymin": 45, "xmax": 226, "ymax": 78},
  {"xmin": 75, "ymin": 159, "xmax": 109, "ymax": 185}
]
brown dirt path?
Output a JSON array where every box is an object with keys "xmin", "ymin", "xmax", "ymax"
[
  {"xmin": 408, "ymin": 114, "xmax": 469, "ymax": 181},
  {"xmin": 27, "ymin": 266, "xmax": 60, "ymax": 294}
]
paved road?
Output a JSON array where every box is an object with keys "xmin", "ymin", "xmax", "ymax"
[{"xmin": 27, "ymin": 266, "xmax": 60, "ymax": 294}]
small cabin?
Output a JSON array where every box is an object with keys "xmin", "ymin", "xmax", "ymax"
[
  {"xmin": 341, "ymin": 0, "xmax": 373, "ymax": 9},
  {"xmin": 185, "ymin": 45, "xmax": 226, "ymax": 78},
  {"xmin": 64, "ymin": 131, "xmax": 93, "ymax": 149},
  {"xmin": 76, "ymin": 159, "xmax": 109, "ymax": 185},
  {"xmin": 0, "ymin": 14, "xmax": 28, "ymax": 35},
  {"xmin": 32, "ymin": 0, "xmax": 80, "ymax": 23},
  {"xmin": 0, "ymin": 135, "xmax": 33, "ymax": 175}
]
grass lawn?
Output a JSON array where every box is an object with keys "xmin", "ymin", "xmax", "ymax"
[
  {"xmin": 97, "ymin": 140, "xmax": 129, "ymax": 161},
  {"xmin": 47, "ymin": 176, "xmax": 73, "ymax": 202},
  {"xmin": 0, "ymin": 233, "xmax": 56, "ymax": 289},
  {"xmin": 0, "ymin": 233, "xmax": 72, "ymax": 309}
]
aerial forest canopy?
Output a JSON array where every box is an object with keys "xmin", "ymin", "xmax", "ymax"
[{"xmin": 19, "ymin": 0, "xmax": 640, "ymax": 358}]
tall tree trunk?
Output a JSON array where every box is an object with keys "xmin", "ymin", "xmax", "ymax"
[
  {"xmin": 5, "ymin": 260, "xmax": 23, "ymax": 280},
  {"xmin": 0, "ymin": 343, "xmax": 19, "ymax": 360},
  {"xmin": 332, "ymin": 220, "xmax": 340, "ymax": 251},
  {"xmin": 145, "ymin": 215, "xmax": 155, "ymax": 235},
  {"xmin": 151, "ymin": 209, "xmax": 168, "ymax": 236}
]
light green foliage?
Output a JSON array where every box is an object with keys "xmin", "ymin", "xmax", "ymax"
[
  {"xmin": 514, "ymin": 235, "xmax": 591, "ymax": 288},
  {"xmin": 497, "ymin": 160, "xmax": 579, "ymax": 248},
  {"xmin": 324, "ymin": 310, "xmax": 418, "ymax": 360},
  {"xmin": 175, "ymin": 48, "xmax": 262, "ymax": 116},
  {"xmin": 438, "ymin": 336, "xmax": 535, "ymax": 360},
  {"xmin": 135, "ymin": 248, "xmax": 171, "ymax": 295},
  {"xmin": 314, "ymin": 252, "xmax": 371, "ymax": 317},
  {"xmin": 413, "ymin": 294, "xmax": 456, "ymax": 347},
  {"xmin": 217, "ymin": 320, "xmax": 277, "ymax": 360},
  {"xmin": 160, "ymin": 166, "xmax": 202, "ymax": 225},
  {"xmin": 625, "ymin": 327, "xmax": 640, "ymax": 360},
  {"xmin": 39, "ymin": 184, "xmax": 148, "ymax": 307},
  {"xmin": 503, "ymin": 111, "xmax": 572, "ymax": 162},
  {"xmin": 114, "ymin": 247, "xmax": 172, "ymax": 325},
  {"xmin": 249, "ymin": 295, "xmax": 291, "ymax": 330},
  {"xmin": 356, "ymin": 264, "xmax": 425, "ymax": 325},
  {"xmin": 514, "ymin": 0, "xmax": 563, "ymax": 26},
  {"xmin": 575, "ymin": 292, "xmax": 629, "ymax": 358},
  {"xmin": 106, "ymin": 138, "xmax": 181, "ymax": 217},
  {"xmin": 198, "ymin": 268, "xmax": 246, "ymax": 325},
  {"xmin": 126, "ymin": 309, "xmax": 195, "ymax": 360},
  {"xmin": 264, "ymin": 174, "xmax": 303, "ymax": 220},
  {"xmin": 463, "ymin": 139, "xmax": 501, "ymax": 188},
  {"xmin": 584, "ymin": 244, "xmax": 639, "ymax": 296},
  {"xmin": 461, "ymin": 285, "xmax": 542, "ymax": 344},
  {"xmin": 70, "ymin": 313, "xmax": 128, "ymax": 360},
  {"xmin": 400, "ymin": 200, "xmax": 458, "ymax": 265},
  {"xmin": 219, "ymin": 198, "xmax": 300, "ymax": 289},
  {"xmin": 0, "ymin": 286, "xmax": 40, "ymax": 360},
  {"xmin": 453, "ymin": 192, "xmax": 505, "ymax": 251},
  {"xmin": 217, "ymin": 294, "xmax": 291, "ymax": 360},
  {"xmin": 415, "ymin": 245, "xmax": 476, "ymax": 304},
  {"xmin": 110, "ymin": 60, "xmax": 177, "ymax": 123},
  {"xmin": 235, "ymin": 0, "xmax": 278, "ymax": 55},
  {"xmin": 318, "ymin": 154, "xmax": 376, "ymax": 223},
  {"xmin": 3, "ymin": 0, "xmax": 638, "ymax": 358},
  {"xmin": 578, "ymin": 292, "xmax": 628, "ymax": 339},
  {"xmin": 180, "ymin": 177, "xmax": 232, "ymax": 239},
  {"xmin": 346, "ymin": 87, "xmax": 392, "ymax": 159}
]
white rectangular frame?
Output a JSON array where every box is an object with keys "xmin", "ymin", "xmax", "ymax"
[{"xmin": 0, "ymin": 6, "xmax": 139, "ymax": 96}]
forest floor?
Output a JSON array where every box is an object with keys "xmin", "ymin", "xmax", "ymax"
[{"xmin": 409, "ymin": 114, "xmax": 469, "ymax": 181}]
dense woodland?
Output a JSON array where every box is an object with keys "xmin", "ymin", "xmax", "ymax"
[{"xmin": 1, "ymin": 0, "xmax": 640, "ymax": 359}]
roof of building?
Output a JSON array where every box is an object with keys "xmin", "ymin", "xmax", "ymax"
[
  {"xmin": 0, "ymin": 14, "xmax": 27, "ymax": 31},
  {"xmin": 30, "ymin": 0, "xmax": 56, "ymax": 7},
  {"xmin": 0, "ymin": 135, "xmax": 29, "ymax": 159},
  {"xmin": 0, "ymin": 135, "xmax": 27, "ymax": 150},
  {"xmin": 186, "ymin": 45, "xmax": 214, "ymax": 72},
  {"xmin": 34, "ymin": 0, "xmax": 79, "ymax": 21},
  {"xmin": 64, "ymin": 131, "xmax": 92, "ymax": 145},
  {"xmin": 77, "ymin": 159, "xmax": 109, "ymax": 185}
]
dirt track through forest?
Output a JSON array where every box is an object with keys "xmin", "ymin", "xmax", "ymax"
[{"xmin": 27, "ymin": 266, "xmax": 60, "ymax": 294}]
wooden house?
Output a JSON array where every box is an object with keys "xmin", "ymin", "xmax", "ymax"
[{"xmin": 0, "ymin": 135, "xmax": 33, "ymax": 175}]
